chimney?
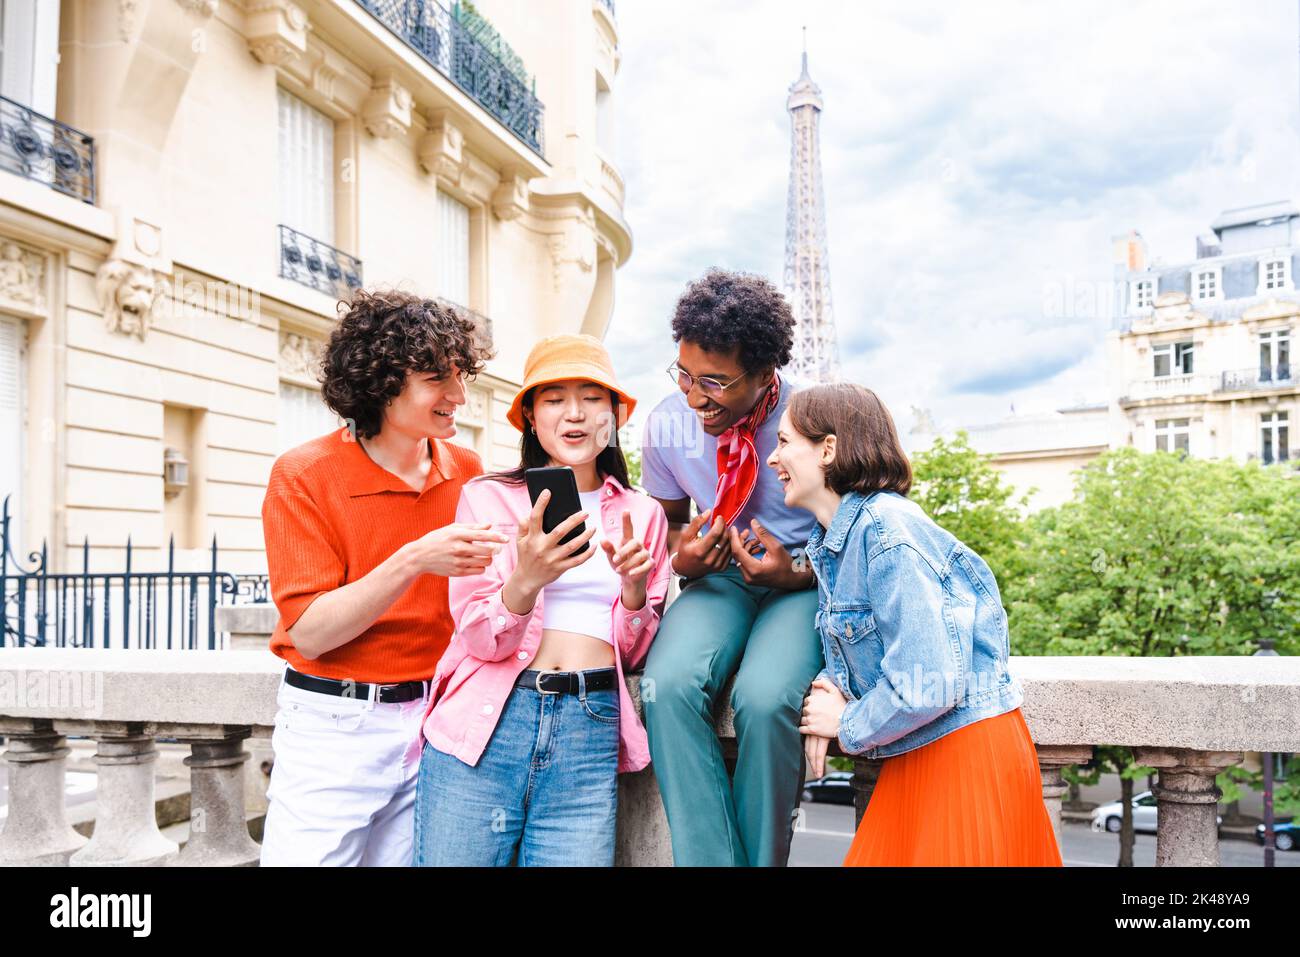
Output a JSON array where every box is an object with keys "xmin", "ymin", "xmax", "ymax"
[{"xmin": 1111, "ymin": 230, "xmax": 1147, "ymax": 272}]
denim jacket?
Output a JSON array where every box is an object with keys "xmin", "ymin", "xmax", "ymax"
[{"xmin": 804, "ymin": 490, "xmax": 1023, "ymax": 760}]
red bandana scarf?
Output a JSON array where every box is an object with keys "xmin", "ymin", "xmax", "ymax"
[{"xmin": 712, "ymin": 372, "xmax": 781, "ymax": 528}]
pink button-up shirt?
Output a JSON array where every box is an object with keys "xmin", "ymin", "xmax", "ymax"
[{"xmin": 412, "ymin": 472, "xmax": 672, "ymax": 773}]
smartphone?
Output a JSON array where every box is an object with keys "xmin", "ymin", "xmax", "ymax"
[{"xmin": 524, "ymin": 466, "xmax": 589, "ymax": 555}]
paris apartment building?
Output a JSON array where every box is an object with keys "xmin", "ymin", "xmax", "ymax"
[{"xmin": 0, "ymin": 0, "xmax": 630, "ymax": 578}]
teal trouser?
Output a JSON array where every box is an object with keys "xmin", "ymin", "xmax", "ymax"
[{"xmin": 642, "ymin": 565, "xmax": 824, "ymax": 866}]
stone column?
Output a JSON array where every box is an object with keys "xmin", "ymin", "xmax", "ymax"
[
  {"xmin": 171, "ymin": 728, "xmax": 260, "ymax": 867},
  {"xmin": 65, "ymin": 724, "xmax": 179, "ymax": 866},
  {"xmin": 1133, "ymin": 747, "xmax": 1242, "ymax": 867},
  {"xmin": 615, "ymin": 767, "xmax": 674, "ymax": 867},
  {"xmin": 1036, "ymin": 744, "xmax": 1094, "ymax": 849},
  {"xmin": 851, "ymin": 757, "xmax": 884, "ymax": 828},
  {"xmin": 0, "ymin": 719, "xmax": 88, "ymax": 866},
  {"xmin": 215, "ymin": 604, "xmax": 278, "ymax": 815}
]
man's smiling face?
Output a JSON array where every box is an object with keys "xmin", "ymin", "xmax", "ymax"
[{"xmin": 675, "ymin": 340, "xmax": 772, "ymax": 437}]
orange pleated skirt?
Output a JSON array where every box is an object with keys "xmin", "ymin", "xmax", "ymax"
[{"xmin": 843, "ymin": 707, "xmax": 1062, "ymax": 867}]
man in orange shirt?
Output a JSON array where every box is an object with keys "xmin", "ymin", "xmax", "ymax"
[{"xmin": 259, "ymin": 290, "xmax": 508, "ymax": 867}]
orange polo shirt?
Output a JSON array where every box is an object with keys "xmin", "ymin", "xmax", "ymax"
[{"xmin": 261, "ymin": 426, "xmax": 482, "ymax": 683}]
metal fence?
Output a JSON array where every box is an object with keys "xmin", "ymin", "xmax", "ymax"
[{"xmin": 1, "ymin": 496, "xmax": 269, "ymax": 651}]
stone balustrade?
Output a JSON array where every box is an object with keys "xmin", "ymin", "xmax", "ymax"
[{"xmin": 0, "ymin": 610, "xmax": 1297, "ymax": 867}]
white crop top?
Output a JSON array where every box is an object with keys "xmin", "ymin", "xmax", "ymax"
[{"xmin": 540, "ymin": 489, "xmax": 621, "ymax": 644}]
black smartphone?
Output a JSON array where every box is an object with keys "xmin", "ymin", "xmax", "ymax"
[{"xmin": 524, "ymin": 466, "xmax": 589, "ymax": 554}]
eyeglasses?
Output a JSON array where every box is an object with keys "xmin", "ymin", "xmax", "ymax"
[{"xmin": 666, "ymin": 362, "xmax": 747, "ymax": 398}]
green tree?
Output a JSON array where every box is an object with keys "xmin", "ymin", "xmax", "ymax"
[
  {"xmin": 618, "ymin": 425, "xmax": 642, "ymax": 489},
  {"xmin": 1009, "ymin": 448, "xmax": 1300, "ymax": 862},
  {"xmin": 1009, "ymin": 448, "xmax": 1299, "ymax": 658},
  {"xmin": 909, "ymin": 431, "xmax": 1032, "ymax": 586}
]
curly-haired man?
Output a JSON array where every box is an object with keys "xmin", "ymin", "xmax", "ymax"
[
  {"xmin": 639, "ymin": 268, "xmax": 823, "ymax": 866},
  {"xmin": 259, "ymin": 290, "xmax": 508, "ymax": 866}
]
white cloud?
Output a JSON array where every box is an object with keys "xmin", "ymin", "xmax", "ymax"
[{"xmin": 603, "ymin": 0, "xmax": 1300, "ymax": 441}]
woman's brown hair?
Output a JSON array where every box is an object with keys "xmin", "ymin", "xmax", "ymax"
[{"xmin": 786, "ymin": 383, "xmax": 913, "ymax": 496}]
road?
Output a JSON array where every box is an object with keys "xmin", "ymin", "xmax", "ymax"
[{"xmin": 789, "ymin": 801, "xmax": 1299, "ymax": 867}]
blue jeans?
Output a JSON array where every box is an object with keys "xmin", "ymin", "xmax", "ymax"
[{"xmin": 413, "ymin": 675, "xmax": 620, "ymax": 866}]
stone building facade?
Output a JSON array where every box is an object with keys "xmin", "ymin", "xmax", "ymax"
[
  {"xmin": 923, "ymin": 202, "xmax": 1298, "ymax": 513},
  {"xmin": 0, "ymin": 0, "xmax": 630, "ymax": 575},
  {"xmin": 1108, "ymin": 203, "xmax": 1296, "ymax": 467}
]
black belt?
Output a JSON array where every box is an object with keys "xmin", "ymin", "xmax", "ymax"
[
  {"xmin": 516, "ymin": 668, "xmax": 618, "ymax": 695},
  {"xmin": 284, "ymin": 667, "xmax": 427, "ymax": 704}
]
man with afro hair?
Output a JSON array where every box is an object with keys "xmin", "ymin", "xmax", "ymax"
[{"xmin": 639, "ymin": 268, "xmax": 823, "ymax": 866}]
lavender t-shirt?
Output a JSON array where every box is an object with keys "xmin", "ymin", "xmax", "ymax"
[{"xmin": 639, "ymin": 373, "xmax": 816, "ymax": 550}]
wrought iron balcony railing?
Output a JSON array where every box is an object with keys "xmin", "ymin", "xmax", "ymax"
[
  {"xmin": 0, "ymin": 94, "xmax": 95, "ymax": 204},
  {"xmin": 1219, "ymin": 366, "xmax": 1295, "ymax": 392},
  {"xmin": 355, "ymin": 0, "xmax": 545, "ymax": 157},
  {"xmin": 278, "ymin": 225, "xmax": 363, "ymax": 299}
]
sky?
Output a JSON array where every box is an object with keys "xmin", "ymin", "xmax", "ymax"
[{"xmin": 601, "ymin": 0, "xmax": 1300, "ymax": 449}]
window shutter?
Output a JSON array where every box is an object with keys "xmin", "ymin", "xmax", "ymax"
[
  {"xmin": 277, "ymin": 89, "xmax": 335, "ymax": 243},
  {"xmin": 0, "ymin": 0, "xmax": 58, "ymax": 117},
  {"xmin": 436, "ymin": 189, "xmax": 470, "ymax": 305},
  {"xmin": 0, "ymin": 315, "xmax": 24, "ymax": 526},
  {"xmin": 278, "ymin": 381, "xmax": 341, "ymax": 454}
]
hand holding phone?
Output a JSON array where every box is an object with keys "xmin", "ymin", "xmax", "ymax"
[
  {"xmin": 525, "ymin": 466, "xmax": 590, "ymax": 555},
  {"xmin": 504, "ymin": 469, "xmax": 597, "ymax": 608}
]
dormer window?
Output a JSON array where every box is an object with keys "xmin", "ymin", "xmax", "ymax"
[
  {"xmin": 1258, "ymin": 256, "xmax": 1292, "ymax": 294},
  {"xmin": 1130, "ymin": 277, "xmax": 1154, "ymax": 312},
  {"xmin": 1192, "ymin": 267, "xmax": 1221, "ymax": 302}
]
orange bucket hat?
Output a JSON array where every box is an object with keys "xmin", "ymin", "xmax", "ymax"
[{"xmin": 507, "ymin": 334, "xmax": 636, "ymax": 433}]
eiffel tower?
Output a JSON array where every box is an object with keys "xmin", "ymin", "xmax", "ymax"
[{"xmin": 782, "ymin": 35, "xmax": 840, "ymax": 382}]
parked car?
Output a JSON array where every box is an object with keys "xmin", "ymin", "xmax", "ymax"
[
  {"xmin": 801, "ymin": 770, "xmax": 855, "ymax": 806},
  {"xmin": 1090, "ymin": 790, "xmax": 1222, "ymax": 834},
  {"xmin": 1254, "ymin": 820, "xmax": 1297, "ymax": 851}
]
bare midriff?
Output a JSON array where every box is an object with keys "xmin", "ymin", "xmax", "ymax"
[{"xmin": 530, "ymin": 628, "xmax": 615, "ymax": 671}]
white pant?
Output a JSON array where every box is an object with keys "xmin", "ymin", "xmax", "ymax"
[{"xmin": 259, "ymin": 668, "xmax": 431, "ymax": 867}]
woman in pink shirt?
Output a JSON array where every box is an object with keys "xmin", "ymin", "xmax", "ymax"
[{"xmin": 412, "ymin": 334, "xmax": 672, "ymax": 866}]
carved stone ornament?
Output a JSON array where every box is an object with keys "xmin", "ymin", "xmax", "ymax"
[
  {"xmin": 546, "ymin": 231, "xmax": 594, "ymax": 291},
  {"xmin": 1131, "ymin": 290, "xmax": 1207, "ymax": 333},
  {"xmin": 1242, "ymin": 297, "xmax": 1300, "ymax": 324},
  {"xmin": 0, "ymin": 241, "xmax": 47, "ymax": 311},
  {"xmin": 491, "ymin": 168, "xmax": 529, "ymax": 221},
  {"xmin": 279, "ymin": 332, "xmax": 324, "ymax": 382},
  {"xmin": 95, "ymin": 260, "xmax": 170, "ymax": 341},
  {"xmin": 246, "ymin": 0, "xmax": 309, "ymax": 66},
  {"xmin": 312, "ymin": 62, "xmax": 338, "ymax": 100},
  {"xmin": 461, "ymin": 387, "xmax": 489, "ymax": 426},
  {"xmin": 363, "ymin": 73, "xmax": 412, "ymax": 139},
  {"xmin": 118, "ymin": 0, "xmax": 141, "ymax": 41},
  {"xmin": 418, "ymin": 112, "xmax": 464, "ymax": 183},
  {"xmin": 176, "ymin": 0, "xmax": 220, "ymax": 16}
]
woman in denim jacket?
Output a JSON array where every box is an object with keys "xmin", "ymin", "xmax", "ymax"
[{"xmin": 769, "ymin": 382, "xmax": 1061, "ymax": 866}]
